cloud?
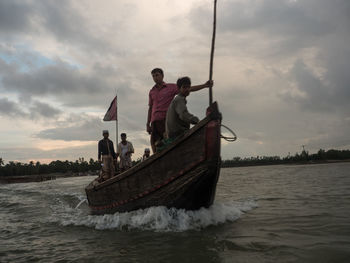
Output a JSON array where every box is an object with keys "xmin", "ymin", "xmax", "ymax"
[
  {"xmin": 0, "ymin": 57, "xmax": 130, "ymax": 107},
  {"xmin": 0, "ymin": 54, "xmax": 150, "ymax": 136},
  {"xmin": 29, "ymin": 101, "xmax": 62, "ymax": 119},
  {"xmin": 280, "ymin": 59, "xmax": 330, "ymax": 111},
  {"xmin": 0, "ymin": 0, "xmax": 34, "ymax": 35},
  {"xmin": 0, "ymin": 144, "xmax": 96, "ymax": 163},
  {"xmin": 0, "ymin": 97, "xmax": 27, "ymax": 117},
  {"xmin": 0, "ymin": 0, "xmax": 113, "ymax": 53},
  {"xmin": 33, "ymin": 110, "xmax": 148, "ymax": 143},
  {"xmin": 189, "ymin": 0, "xmax": 350, "ymax": 115},
  {"xmin": 34, "ymin": 114, "xmax": 103, "ymax": 141},
  {"xmin": 187, "ymin": 0, "xmax": 350, "ymax": 102},
  {"xmin": 280, "ymin": 54, "xmax": 350, "ymax": 114},
  {"xmin": 0, "ymin": 97, "xmax": 61, "ymax": 119},
  {"xmin": 217, "ymin": 0, "xmax": 334, "ymax": 36},
  {"xmin": 1, "ymin": 58, "xmax": 101, "ymax": 97},
  {"xmin": 1, "ymin": 0, "xmax": 350, "ymax": 163},
  {"xmin": 190, "ymin": 0, "xmax": 347, "ymax": 57}
]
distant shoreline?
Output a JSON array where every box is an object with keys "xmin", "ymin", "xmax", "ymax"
[
  {"xmin": 1, "ymin": 159, "xmax": 349, "ymax": 184},
  {"xmin": 0, "ymin": 171, "xmax": 98, "ymax": 184},
  {"xmin": 221, "ymin": 159, "xmax": 350, "ymax": 168}
]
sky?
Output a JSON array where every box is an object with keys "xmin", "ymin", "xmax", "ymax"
[{"xmin": 0, "ymin": 0, "xmax": 349, "ymax": 164}]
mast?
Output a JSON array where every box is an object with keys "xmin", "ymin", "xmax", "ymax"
[
  {"xmin": 115, "ymin": 93, "xmax": 118, "ymax": 148},
  {"xmin": 209, "ymin": 0, "xmax": 217, "ymax": 106}
]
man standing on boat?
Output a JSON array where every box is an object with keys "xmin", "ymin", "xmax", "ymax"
[
  {"xmin": 166, "ymin": 77, "xmax": 200, "ymax": 140},
  {"xmin": 147, "ymin": 68, "xmax": 212, "ymax": 153},
  {"xmin": 98, "ymin": 130, "xmax": 116, "ymax": 181},
  {"xmin": 116, "ymin": 133, "xmax": 134, "ymax": 172}
]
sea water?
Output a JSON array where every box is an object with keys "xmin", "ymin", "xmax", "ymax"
[{"xmin": 1, "ymin": 163, "xmax": 350, "ymax": 262}]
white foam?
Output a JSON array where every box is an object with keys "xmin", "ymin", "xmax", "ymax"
[
  {"xmin": 74, "ymin": 198, "xmax": 88, "ymax": 209},
  {"xmin": 50, "ymin": 199, "xmax": 258, "ymax": 232}
]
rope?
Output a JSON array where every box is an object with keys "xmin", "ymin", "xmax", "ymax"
[{"xmin": 221, "ymin": 124, "xmax": 237, "ymax": 142}]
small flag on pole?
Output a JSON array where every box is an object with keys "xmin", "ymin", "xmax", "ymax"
[{"xmin": 103, "ymin": 96, "xmax": 117, "ymax": 121}]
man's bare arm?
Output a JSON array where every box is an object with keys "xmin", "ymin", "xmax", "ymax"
[
  {"xmin": 189, "ymin": 80, "xmax": 213, "ymax": 92},
  {"xmin": 146, "ymin": 105, "xmax": 152, "ymax": 134}
]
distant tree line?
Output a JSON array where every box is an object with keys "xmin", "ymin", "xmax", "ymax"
[
  {"xmin": 1, "ymin": 149, "xmax": 349, "ymax": 176},
  {"xmin": 222, "ymin": 149, "xmax": 350, "ymax": 167},
  {"xmin": 0, "ymin": 158, "xmax": 101, "ymax": 177},
  {"xmin": 0, "ymin": 156, "xmax": 143, "ymax": 177}
]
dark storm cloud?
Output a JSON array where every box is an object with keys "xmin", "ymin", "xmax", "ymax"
[
  {"xmin": 281, "ymin": 54, "xmax": 350, "ymax": 113},
  {"xmin": 190, "ymin": 0, "xmax": 349, "ymax": 57},
  {"xmin": 0, "ymin": 57, "xmax": 131, "ymax": 108},
  {"xmin": 189, "ymin": 0, "xmax": 350, "ymax": 114},
  {"xmin": 321, "ymin": 41, "xmax": 350, "ymax": 108},
  {"xmin": 0, "ymin": 98, "xmax": 26, "ymax": 117},
  {"xmin": 29, "ymin": 101, "xmax": 62, "ymax": 119},
  {"xmin": 281, "ymin": 59, "xmax": 332, "ymax": 112},
  {"xmin": 217, "ymin": 0, "xmax": 334, "ymax": 36},
  {"xmin": 0, "ymin": 55, "xmax": 147, "ymax": 128},
  {"xmin": 35, "ymin": 115, "xmax": 103, "ymax": 141},
  {"xmin": 34, "ymin": 0, "xmax": 111, "ymax": 50},
  {"xmin": 34, "ymin": 110, "xmax": 146, "ymax": 142},
  {"xmin": 0, "ymin": 97, "xmax": 62, "ymax": 119},
  {"xmin": 1, "ymin": 59, "xmax": 103, "ymax": 96},
  {"xmin": 0, "ymin": 56, "xmax": 17, "ymax": 76},
  {"xmin": 0, "ymin": 0, "xmax": 33, "ymax": 34},
  {"xmin": 0, "ymin": 0, "xmax": 114, "ymax": 52}
]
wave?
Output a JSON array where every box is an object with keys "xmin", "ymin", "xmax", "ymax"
[{"xmin": 49, "ymin": 199, "xmax": 258, "ymax": 232}]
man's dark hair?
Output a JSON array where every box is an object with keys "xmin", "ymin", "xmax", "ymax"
[
  {"xmin": 120, "ymin": 133, "xmax": 126, "ymax": 137},
  {"xmin": 176, "ymin": 76, "xmax": 191, "ymax": 88},
  {"xmin": 151, "ymin": 68, "xmax": 164, "ymax": 76}
]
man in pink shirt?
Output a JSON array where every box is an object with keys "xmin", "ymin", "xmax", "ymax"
[{"xmin": 147, "ymin": 68, "xmax": 212, "ymax": 153}]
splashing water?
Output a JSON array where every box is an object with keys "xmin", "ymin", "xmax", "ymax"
[
  {"xmin": 75, "ymin": 198, "xmax": 88, "ymax": 209},
  {"xmin": 50, "ymin": 199, "xmax": 258, "ymax": 232}
]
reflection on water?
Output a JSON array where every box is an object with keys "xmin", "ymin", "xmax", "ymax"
[{"xmin": 1, "ymin": 162, "xmax": 350, "ymax": 262}]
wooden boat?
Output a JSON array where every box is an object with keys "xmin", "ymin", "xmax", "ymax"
[{"xmin": 85, "ymin": 102, "xmax": 222, "ymax": 215}]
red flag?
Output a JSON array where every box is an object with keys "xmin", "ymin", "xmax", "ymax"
[{"xmin": 103, "ymin": 96, "xmax": 117, "ymax": 121}]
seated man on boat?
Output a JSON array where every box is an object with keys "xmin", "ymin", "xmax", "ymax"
[
  {"xmin": 98, "ymin": 130, "xmax": 116, "ymax": 181},
  {"xmin": 116, "ymin": 133, "xmax": 134, "ymax": 172},
  {"xmin": 165, "ymin": 76, "xmax": 200, "ymax": 140},
  {"xmin": 147, "ymin": 68, "xmax": 213, "ymax": 153},
  {"xmin": 142, "ymin": 148, "xmax": 151, "ymax": 161}
]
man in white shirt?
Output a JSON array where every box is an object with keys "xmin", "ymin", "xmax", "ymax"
[{"xmin": 116, "ymin": 133, "xmax": 134, "ymax": 172}]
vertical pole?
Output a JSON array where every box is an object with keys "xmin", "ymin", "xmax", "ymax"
[
  {"xmin": 209, "ymin": 0, "xmax": 217, "ymax": 106},
  {"xmin": 115, "ymin": 94, "xmax": 118, "ymax": 148},
  {"xmin": 115, "ymin": 94, "xmax": 118, "ymax": 174}
]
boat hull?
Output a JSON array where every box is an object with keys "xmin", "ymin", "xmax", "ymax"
[{"xmin": 85, "ymin": 102, "xmax": 221, "ymax": 214}]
